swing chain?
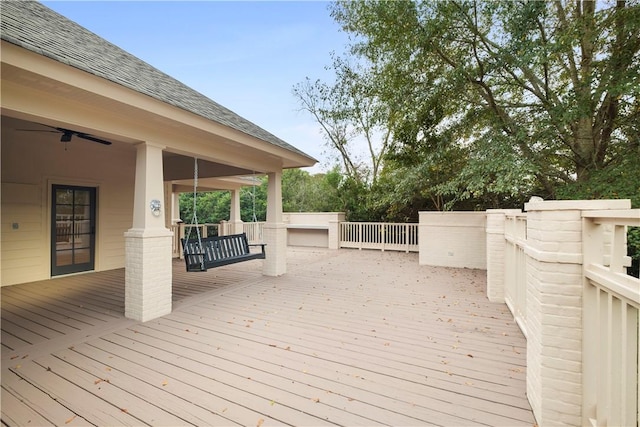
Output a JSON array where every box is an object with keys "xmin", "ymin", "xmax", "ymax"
[{"xmin": 185, "ymin": 157, "xmax": 205, "ymax": 270}]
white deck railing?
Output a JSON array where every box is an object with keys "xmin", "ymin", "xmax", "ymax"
[
  {"xmin": 339, "ymin": 222, "xmax": 419, "ymax": 253},
  {"xmin": 241, "ymin": 222, "xmax": 265, "ymax": 244},
  {"xmin": 499, "ymin": 205, "xmax": 639, "ymax": 425},
  {"xmin": 169, "ymin": 223, "xmax": 219, "ymax": 258},
  {"xmin": 504, "ymin": 213, "xmax": 528, "ymax": 336},
  {"xmin": 582, "ymin": 210, "xmax": 639, "ymax": 427}
]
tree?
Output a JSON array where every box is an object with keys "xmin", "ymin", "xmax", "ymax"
[
  {"xmin": 293, "ymin": 55, "xmax": 393, "ymax": 186},
  {"xmin": 282, "ymin": 168, "xmax": 314, "ymax": 212},
  {"xmin": 330, "ymin": 0, "xmax": 640, "ymax": 203}
]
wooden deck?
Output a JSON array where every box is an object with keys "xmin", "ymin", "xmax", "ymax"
[{"xmin": 2, "ymin": 248, "xmax": 535, "ymax": 426}]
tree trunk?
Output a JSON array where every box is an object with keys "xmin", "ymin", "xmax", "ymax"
[{"xmin": 573, "ymin": 117, "xmax": 596, "ymax": 182}]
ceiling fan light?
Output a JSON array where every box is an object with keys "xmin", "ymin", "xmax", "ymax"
[{"xmin": 60, "ymin": 132, "xmax": 72, "ymax": 142}]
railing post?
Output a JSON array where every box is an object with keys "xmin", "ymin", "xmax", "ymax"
[
  {"xmin": 328, "ymin": 220, "xmax": 340, "ymax": 250},
  {"xmin": 523, "ymin": 199, "xmax": 631, "ymax": 426},
  {"xmin": 405, "ymin": 224, "xmax": 409, "ymax": 253},
  {"xmin": 178, "ymin": 223, "xmax": 185, "ymax": 259}
]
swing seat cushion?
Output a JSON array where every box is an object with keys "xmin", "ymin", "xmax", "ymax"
[{"xmin": 181, "ymin": 233, "xmax": 266, "ymax": 272}]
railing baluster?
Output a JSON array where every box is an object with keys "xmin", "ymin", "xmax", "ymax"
[{"xmin": 336, "ymin": 222, "xmax": 418, "ymax": 253}]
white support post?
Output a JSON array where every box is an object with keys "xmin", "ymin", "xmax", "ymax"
[
  {"xmin": 124, "ymin": 142, "xmax": 172, "ymax": 322},
  {"xmin": 263, "ymin": 170, "xmax": 286, "ymax": 276},
  {"xmin": 163, "ymin": 182, "xmax": 172, "ymax": 228},
  {"xmin": 230, "ymin": 188, "xmax": 244, "ymax": 235},
  {"xmin": 169, "ymin": 184, "xmax": 181, "ymax": 224}
]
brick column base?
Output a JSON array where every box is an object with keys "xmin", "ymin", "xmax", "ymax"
[
  {"xmin": 263, "ymin": 223, "xmax": 287, "ymax": 276},
  {"xmin": 124, "ymin": 228, "xmax": 173, "ymax": 322}
]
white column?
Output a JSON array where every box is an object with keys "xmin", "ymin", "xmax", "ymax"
[
  {"xmin": 230, "ymin": 188, "xmax": 244, "ymax": 234},
  {"xmin": 124, "ymin": 142, "xmax": 173, "ymax": 322},
  {"xmin": 263, "ymin": 170, "xmax": 286, "ymax": 276},
  {"xmin": 171, "ymin": 185, "xmax": 181, "ymax": 224},
  {"xmin": 163, "ymin": 183, "xmax": 178, "ymax": 227}
]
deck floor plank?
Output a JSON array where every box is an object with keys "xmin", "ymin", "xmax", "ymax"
[
  {"xmin": 2, "ymin": 374, "xmax": 92, "ymax": 427},
  {"xmin": 110, "ymin": 326, "xmax": 423, "ymax": 427},
  {"xmin": 165, "ymin": 308, "xmax": 531, "ymax": 413},
  {"xmin": 1, "ymin": 301, "xmax": 75, "ymax": 338},
  {"xmin": 133, "ymin": 318, "xmax": 501, "ymax": 426},
  {"xmin": 1, "ymin": 387, "xmax": 53, "ymax": 427},
  {"xmin": 1, "ymin": 293, "xmax": 92, "ymax": 331},
  {"xmin": 32, "ymin": 353, "xmax": 194, "ymax": 426},
  {"xmin": 1, "ymin": 330, "xmax": 31, "ymax": 352},
  {"xmin": 4, "ymin": 363, "xmax": 140, "ymax": 426},
  {"xmin": 52, "ymin": 344, "xmax": 242, "ymax": 426},
  {"xmin": 3, "ymin": 285, "xmax": 119, "ymax": 324},
  {"xmin": 0, "ymin": 317, "xmax": 54, "ymax": 347},
  {"xmin": 2, "ymin": 249, "xmax": 536, "ymax": 426},
  {"xmin": 165, "ymin": 308, "xmax": 532, "ymax": 425},
  {"xmin": 78, "ymin": 337, "xmax": 323, "ymax": 426},
  {"xmin": 99, "ymin": 331, "xmax": 370, "ymax": 426}
]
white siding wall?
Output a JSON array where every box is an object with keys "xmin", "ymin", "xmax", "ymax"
[{"xmin": 1, "ymin": 130, "xmax": 136, "ymax": 286}]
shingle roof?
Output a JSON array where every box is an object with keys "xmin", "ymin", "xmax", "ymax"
[{"xmin": 1, "ymin": 1, "xmax": 314, "ymax": 160}]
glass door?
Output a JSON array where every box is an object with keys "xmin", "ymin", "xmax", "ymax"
[{"xmin": 51, "ymin": 185, "xmax": 96, "ymax": 276}]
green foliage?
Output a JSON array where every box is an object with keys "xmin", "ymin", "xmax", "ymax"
[
  {"xmin": 179, "ymin": 178, "xmax": 267, "ymax": 225},
  {"xmin": 628, "ymin": 227, "xmax": 640, "ymax": 278},
  {"xmin": 556, "ymin": 154, "xmax": 640, "ymax": 276},
  {"xmin": 330, "ymin": 0, "xmax": 640, "ymax": 203},
  {"xmin": 555, "ymin": 154, "xmax": 640, "ymax": 208},
  {"xmin": 180, "ymin": 191, "xmax": 231, "ymax": 224},
  {"xmin": 241, "ymin": 176, "xmax": 267, "ymax": 221}
]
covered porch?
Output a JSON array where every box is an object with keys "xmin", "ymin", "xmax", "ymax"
[
  {"xmin": 1, "ymin": 2, "xmax": 316, "ymax": 324},
  {"xmin": 2, "ymin": 248, "xmax": 534, "ymax": 426}
]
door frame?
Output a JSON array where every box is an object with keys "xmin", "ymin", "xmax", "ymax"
[{"xmin": 50, "ymin": 184, "xmax": 97, "ymax": 276}]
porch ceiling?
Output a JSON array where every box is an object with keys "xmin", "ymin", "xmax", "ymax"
[
  {"xmin": 162, "ymin": 152, "xmax": 253, "ymax": 181},
  {"xmin": 2, "ymin": 116, "xmax": 258, "ymax": 191}
]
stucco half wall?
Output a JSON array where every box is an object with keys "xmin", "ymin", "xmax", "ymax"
[{"xmin": 418, "ymin": 211, "xmax": 487, "ymax": 269}]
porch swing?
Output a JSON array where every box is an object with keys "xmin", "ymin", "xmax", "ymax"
[{"xmin": 180, "ymin": 158, "xmax": 266, "ymax": 272}]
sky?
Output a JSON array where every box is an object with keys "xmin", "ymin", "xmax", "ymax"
[{"xmin": 41, "ymin": 1, "xmax": 352, "ymax": 173}]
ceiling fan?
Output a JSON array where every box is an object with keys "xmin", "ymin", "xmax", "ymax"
[{"xmin": 18, "ymin": 124, "xmax": 112, "ymax": 145}]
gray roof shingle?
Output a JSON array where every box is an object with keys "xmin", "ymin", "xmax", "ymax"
[{"xmin": 1, "ymin": 1, "xmax": 314, "ymax": 160}]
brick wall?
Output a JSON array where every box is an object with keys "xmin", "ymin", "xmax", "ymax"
[
  {"xmin": 418, "ymin": 212, "xmax": 486, "ymax": 269},
  {"xmin": 262, "ymin": 223, "xmax": 287, "ymax": 276},
  {"xmin": 485, "ymin": 199, "xmax": 633, "ymax": 425},
  {"xmin": 124, "ymin": 229, "xmax": 173, "ymax": 322}
]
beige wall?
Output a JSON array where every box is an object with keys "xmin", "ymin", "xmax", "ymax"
[
  {"xmin": 418, "ymin": 211, "xmax": 487, "ymax": 269},
  {"xmin": 283, "ymin": 212, "xmax": 345, "ymax": 248},
  {"xmin": 1, "ymin": 128, "xmax": 136, "ymax": 286}
]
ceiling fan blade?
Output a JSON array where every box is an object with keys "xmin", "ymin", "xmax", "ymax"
[
  {"xmin": 53, "ymin": 128, "xmax": 111, "ymax": 145},
  {"xmin": 17, "ymin": 125, "xmax": 112, "ymax": 145},
  {"xmin": 75, "ymin": 133, "xmax": 112, "ymax": 145}
]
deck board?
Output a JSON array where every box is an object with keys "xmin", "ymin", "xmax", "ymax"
[
  {"xmin": 33, "ymin": 354, "xmax": 194, "ymax": 426},
  {"xmin": 1, "ymin": 387, "xmax": 53, "ymax": 427},
  {"xmin": 51, "ymin": 344, "xmax": 242, "ymax": 426},
  {"xmin": 2, "ymin": 249, "xmax": 535, "ymax": 426}
]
